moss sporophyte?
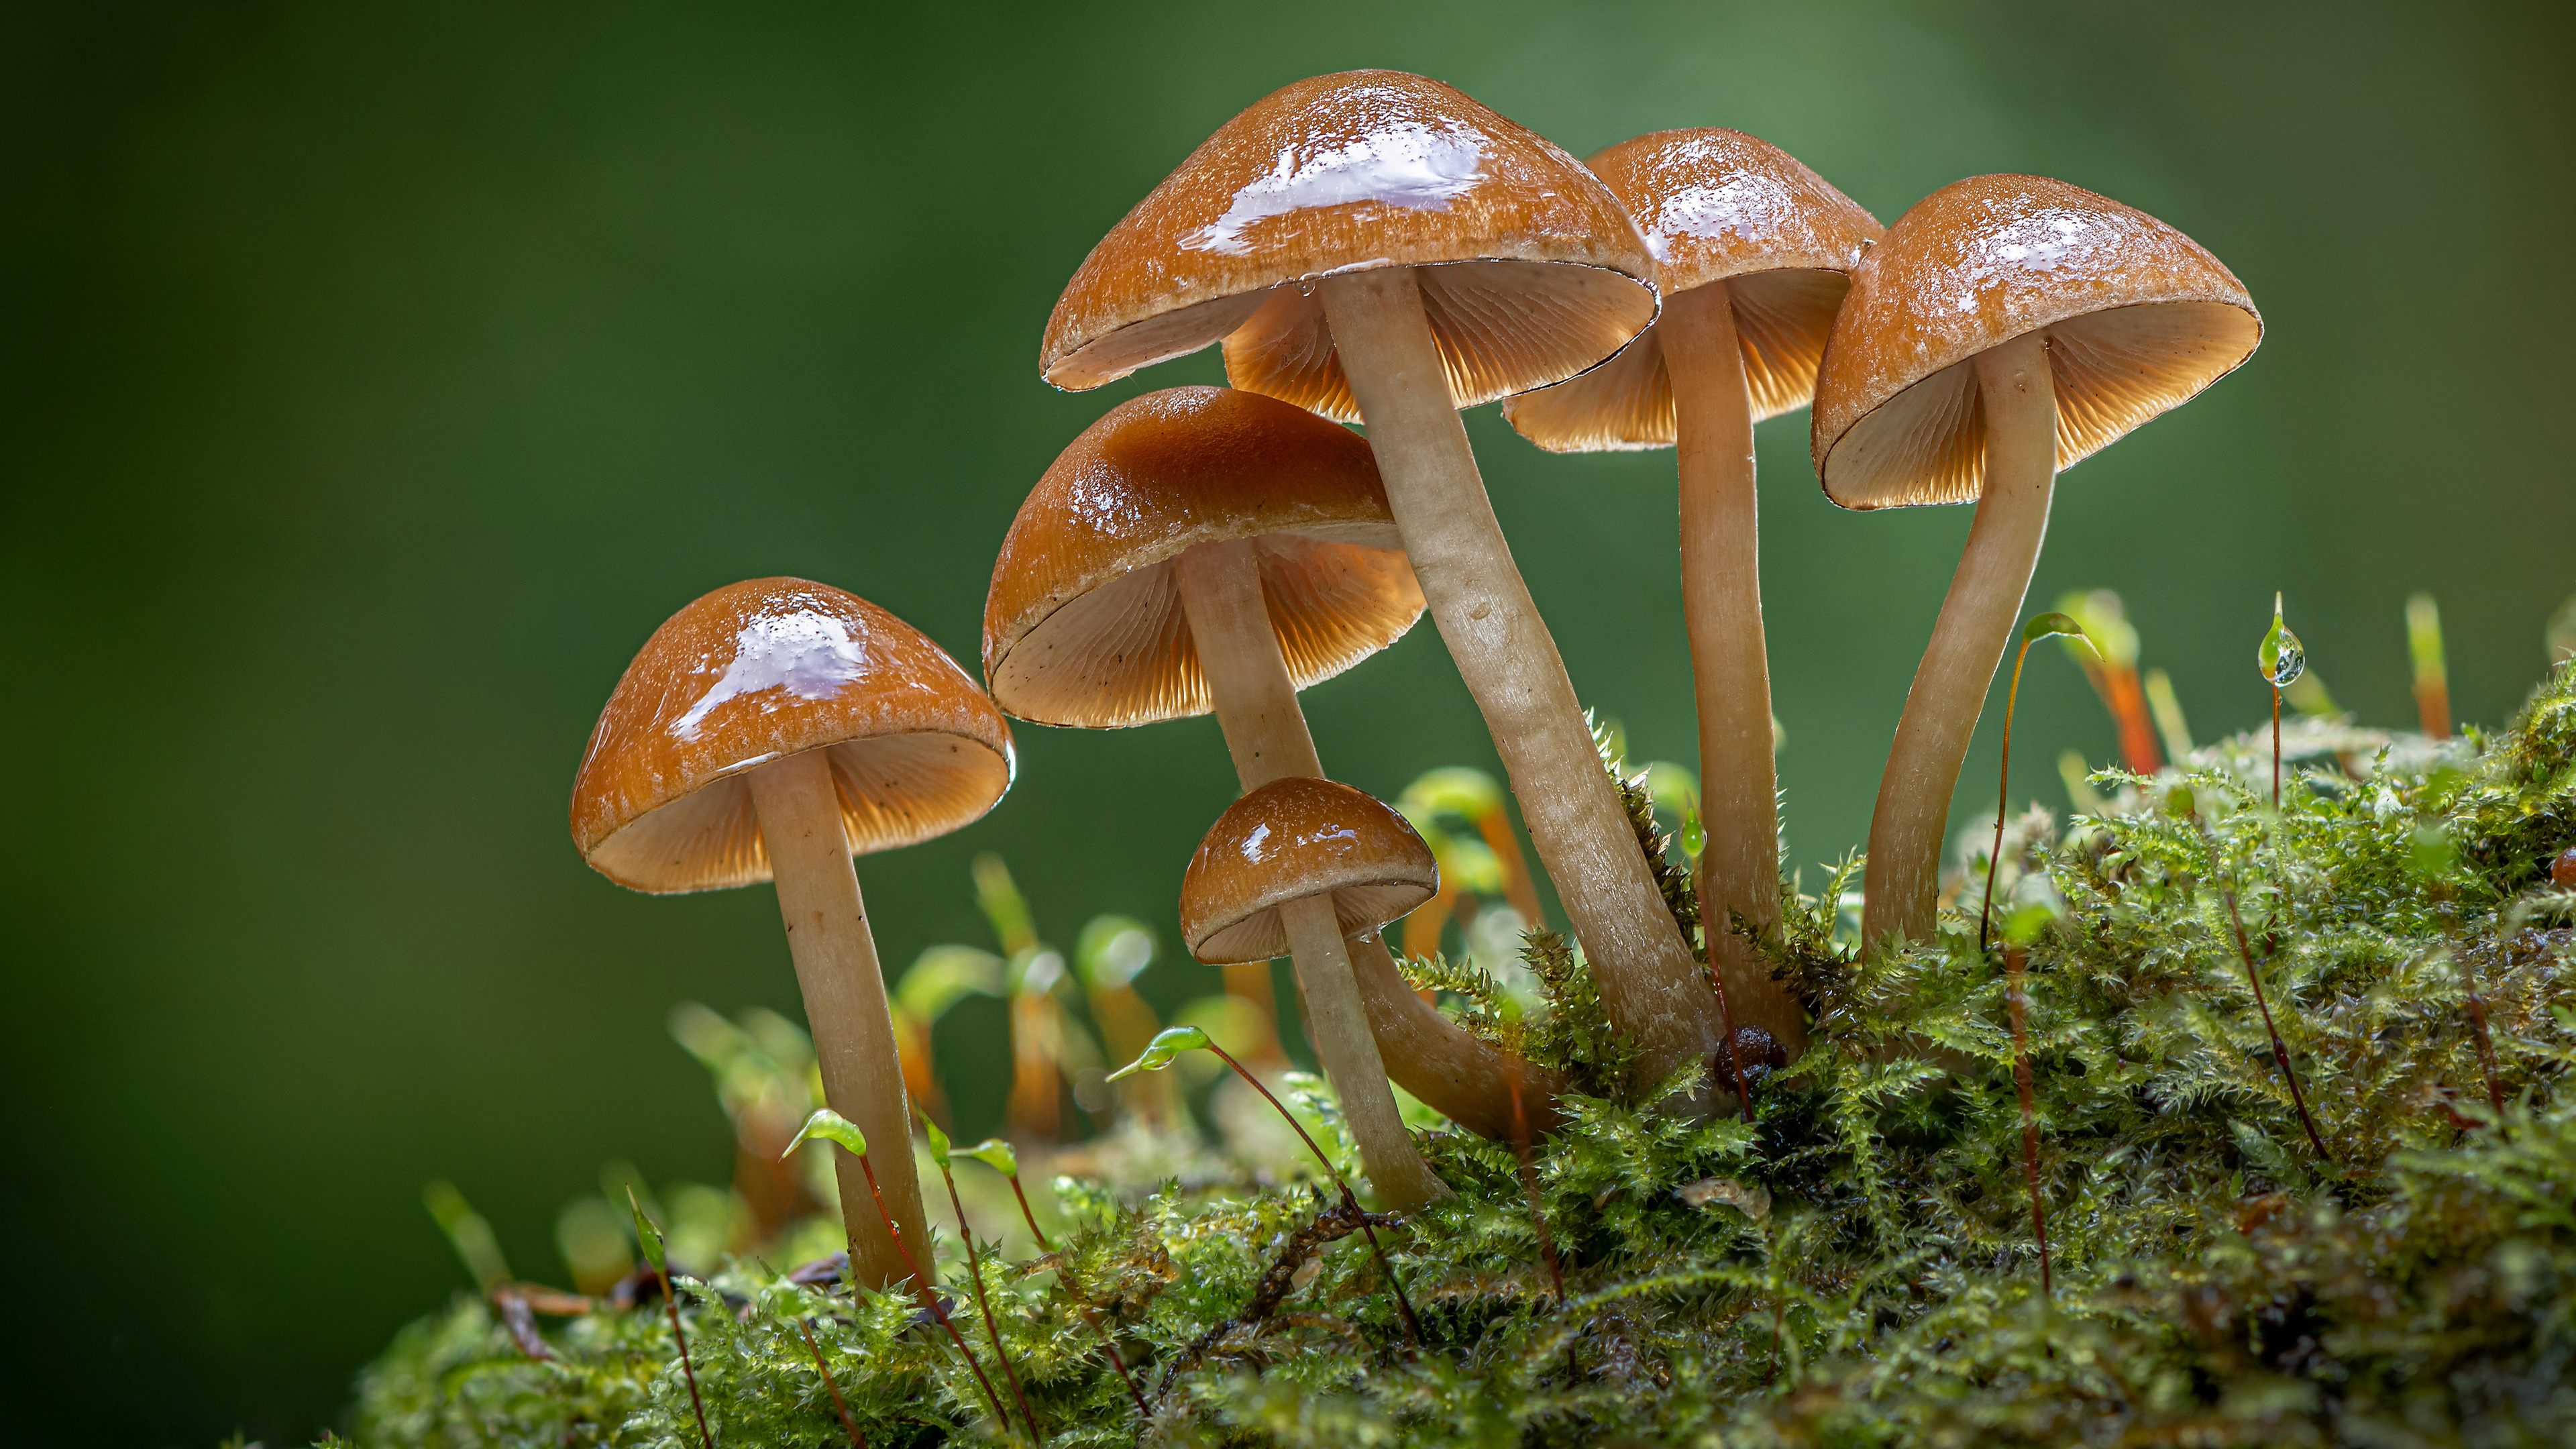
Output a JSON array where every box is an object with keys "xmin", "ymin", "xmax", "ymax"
[{"xmin": 362, "ymin": 66, "xmax": 2576, "ymax": 1449}]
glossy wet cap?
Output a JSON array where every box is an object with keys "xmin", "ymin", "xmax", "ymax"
[
  {"xmin": 1811, "ymin": 174, "xmax": 2260, "ymax": 509},
  {"xmin": 1180, "ymin": 777, "xmax": 1438, "ymax": 965},
  {"xmin": 1505, "ymin": 129, "xmax": 1882, "ymax": 451},
  {"xmin": 573, "ymin": 578, "xmax": 1014, "ymax": 893},
  {"xmin": 984, "ymin": 386, "xmax": 1424, "ymax": 728},
  {"xmin": 1040, "ymin": 70, "xmax": 1656, "ymax": 422}
]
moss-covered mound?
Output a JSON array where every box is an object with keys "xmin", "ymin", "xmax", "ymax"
[{"xmin": 350, "ymin": 664, "xmax": 2575, "ymax": 1448}]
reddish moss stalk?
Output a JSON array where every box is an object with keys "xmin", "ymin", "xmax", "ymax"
[
  {"xmin": 2003, "ymin": 947, "xmax": 2052, "ymax": 1297},
  {"xmin": 854, "ymin": 1152, "xmax": 1012, "ymax": 1430},
  {"xmin": 2221, "ymin": 883, "xmax": 2334, "ymax": 1170},
  {"xmin": 2440, "ymin": 890, "xmax": 2506, "ymax": 1116},
  {"xmin": 647, "ymin": 1252, "xmax": 713, "ymax": 1448},
  {"xmin": 2272, "ymin": 686, "xmax": 2284, "ymax": 812},
  {"xmin": 929, "ymin": 1158, "xmax": 1041, "ymax": 1442},
  {"xmin": 798, "ymin": 1319, "xmax": 867, "ymax": 1448}
]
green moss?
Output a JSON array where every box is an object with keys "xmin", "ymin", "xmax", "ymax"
[{"xmin": 350, "ymin": 664, "xmax": 2576, "ymax": 1448}]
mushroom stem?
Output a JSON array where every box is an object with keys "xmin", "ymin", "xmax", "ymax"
[
  {"xmin": 1861, "ymin": 331, "xmax": 2057, "ymax": 949},
  {"xmin": 747, "ymin": 750, "xmax": 930, "ymax": 1289},
  {"xmin": 1317, "ymin": 266, "xmax": 1721, "ymax": 1083},
  {"xmin": 1277, "ymin": 892, "xmax": 1450, "ymax": 1209},
  {"xmin": 1174, "ymin": 539, "xmax": 1564, "ymax": 1142},
  {"xmin": 1662, "ymin": 280, "xmax": 1804, "ymax": 1057},
  {"xmin": 1175, "ymin": 540, "xmax": 1327, "ymax": 784}
]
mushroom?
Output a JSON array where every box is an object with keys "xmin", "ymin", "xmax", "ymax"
[
  {"xmin": 1504, "ymin": 128, "xmax": 1882, "ymax": 1065},
  {"xmin": 1179, "ymin": 776, "xmax": 1446, "ymax": 1206},
  {"xmin": 1811, "ymin": 175, "xmax": 2260, "ymax": 947},
  {"xmin": 983, "ymin": 384, "xmax": 1561, "ymax": 1140},
  {"xmin": 1039, "ymin": 70, "xmax": 1721, "ymax": 1085},
  {"xmin": 571, "ymin": 578, "xmax": 1014, "ymax": 1289}
]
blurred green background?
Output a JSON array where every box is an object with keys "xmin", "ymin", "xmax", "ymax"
[{"xmin": 8, "ymin": 0, "xmax": 2571, "ymax": 1440}]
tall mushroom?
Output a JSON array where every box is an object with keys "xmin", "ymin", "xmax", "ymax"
[
  {"xmin": 1504, "ymin": 129, "xmax": 1882, "ymax": 1062},
  {"xmin": 571, "ymin": 578, "xmax": 1014, "ymax": 1288},
  {"xmin": 984, "ymin": 384, "xmax": 1562, "ymax": 1145},
  {"xmin": 1811, "ymin": 176, "xmax": 2260, "ymax": 947},
  {"xmin": 1181, "ymin": 776, "xmax": 1446, "ymax": 1205},
  {"xmin": 1040, "ymin": 70, "xmax": 1721, "ymax": 1086}
]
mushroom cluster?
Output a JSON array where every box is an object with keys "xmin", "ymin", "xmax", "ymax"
[{"xmin": 569, "ymin": 67, "xmax": 2259, "ymax": 1255}]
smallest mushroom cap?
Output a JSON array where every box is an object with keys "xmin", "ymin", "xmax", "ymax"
[{"xmin": 1180, "ymin": 777, "xmax": 1438, "ymax": 965}]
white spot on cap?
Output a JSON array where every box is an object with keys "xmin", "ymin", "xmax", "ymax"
[
  {"xmin": 673, "ymin": 609, "xmax": 869, "ymax": 741},
  {"xmin": 1184, "ymin": 120, "xmax": 1487, "ymax": 256}
]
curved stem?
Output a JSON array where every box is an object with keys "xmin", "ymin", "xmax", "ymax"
[
  {"xmin": 1980, "ymin": 637, "xmax": 2041, "ymax": 952},
  {"xmin": 749, "ymin": 750, "xmax": 928, "ymax": 1289},
  {"xmin": 1665, "ymin": 281, "xmax": 1802, "ymax": 1057},
  {"xmin": 1178, "ymin": 539, "xmax": 1554, "ymax": 1146},
  {"xmin": 1318, "ymin": 266, "xmax": 1721, "ymax": 1084},
  {"xmin": 1862, "ymin": 331, "xmax": 2057, "ymax": 949},
  {"xmin": 1349, "ymin": 933, "xmax": 1566, "ymax": 1138}
]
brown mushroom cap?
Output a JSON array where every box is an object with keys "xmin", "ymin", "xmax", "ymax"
[
  {"xmin": 983, "ymin": 386, "xmax": 1426, "ymax": 729},
  {"xmin": 572, "ymin": 578, "xmax": 1014, "ymax": 893},
  {"xmin": 1504, "ymin": 128, "xmax": 1884, "ymax": 451},
  {"xmin": 1040, "ymin": 70, "xmax": 1656, "ymax": 422},
  {"xmin": 1811, "ymin": 174, "xmax": 2261, "ymax": 510},
  {"xmin": 1180, "ymin": 777, "xmax": 1440, "ymax": 965}
]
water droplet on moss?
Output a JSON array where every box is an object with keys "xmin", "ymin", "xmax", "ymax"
[{"xmin": 2260, "ymin": 592, "xmax": 2306, "ymax": 687}]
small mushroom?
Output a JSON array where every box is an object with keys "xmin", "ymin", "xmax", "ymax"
[
  {"xmin": 1505, "ymin": 128, "xmax": 1883, "ymax": 1061},
  {"xmin": 1812, "ymin": 176, "xmax": 2261, "ymax": 947},
  {"xmin": 571, "ymin": 578, "xmax": 1014, "ymax": 1289},
  {"xmin": 1040, "ymin": 70, "xmax": 1719, "ymax": 1086},
  {"xmin": 984, "ymin": 385, "xmax": 1561, "ymax": 1139},
  {"xmin": 1179, "ymin": 776, "xmax": 1446, "ymax": 1207}
]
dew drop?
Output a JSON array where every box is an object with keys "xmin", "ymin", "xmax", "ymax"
[
  {"xmin": 2259, "ymin": 591, "xmax": 2306, "ymax": 688},
  {"xmin": 1679, "ymin": 810, "xmax": 1705, "ymax": 859}
]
